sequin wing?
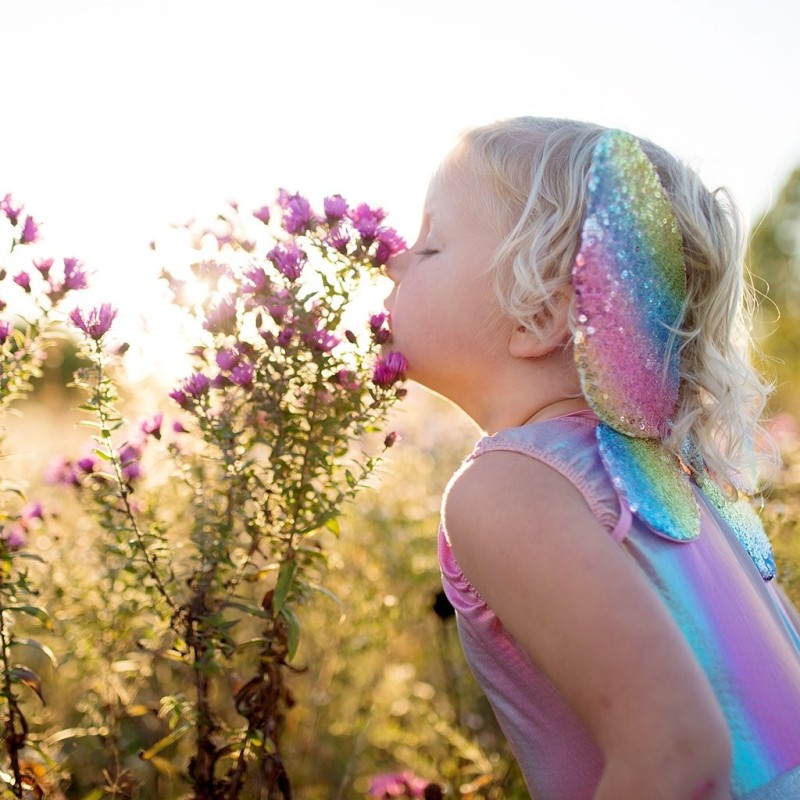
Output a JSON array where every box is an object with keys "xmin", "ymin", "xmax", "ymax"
[
  {"xmin": 572, "ymin": 130, "xmax": 686, "ymax": 439},
  {"xmin": 597, "ymin": 424, "xmax": 700, "ymax": 542}
]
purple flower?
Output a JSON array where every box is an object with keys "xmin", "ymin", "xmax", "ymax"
[
  {"xmin": 372, "ymin": 352, "xmax": 408, "ymax": 387},
  {"xmin": 305, "ymin": 326, "xmax": 340, "ymax": 353},
  {"xmin": 230, "ymin": 360, "xmax": 254, "ymax": 388},
  {"xmin": 374, "ymin": 227, "xmax": 407, "ymax": 266},
  {"xmin": 333, "ymin": 369, "xmax": 360, "ymax": 391},
  {"xmin": 172, "ymin": 420, "xmax": 188, "ymax": 433},
  {"xmin": 1, "ymin": 194, "xmax": 21, "ymax": 226},
  {"xmin": 141, "ymin": 412, "xmax": 163, "ymax": 439},
  {"xmin": 369, "ymin": 313, "xmax": 392, "ymax": 344},
  {"xmin": 367, "ymin": 771, "xmax": 427, "ymax": 798},
  {"xmin": 276, "ymin": 327, "xmax": 294, "ymax": 347},
  {"xmin": 323, "ymin": 194, "xmax": 348, "ymax": 222},
  {"xmin": 20, "ymin": 215, "xmax": 39, "ymax": 244},
  {"xmin": 268, "ymin": 242, "xmax": 306, "ymax": 281},
  {"xmin": 76, "ymin": 456, "xmax": 97, "ymax": 473},
  {"xmin": 13, "ymin": 272, "xmax": 31, "ymax": 292},
  {"xmin": 253, "ymin": 205, "xmax": 271, "ymax": 224},
  {"xmin": 243, "ymin": 266, "xmax": 268, "ymax": 294},
  {"xmin": 183, "ymin": 372, "xmax": 211, "ymax": 398},
  {"xmin": 215, "ymin": 347, "xmax": 240, "ymax": 371},
  {"xmin": 169, "ymin": 389, "xmax": 188, "ymax": 408},
  {"xmin": 349, "ymin": 203, "xmax": 386, "ymax": 243},
  {"xmin": 384, "ymin": 431, "xmax": 398, "ymax": 448},
  {"xmin": 33, "ymin": 258, "xmax": 53, "ymax": 278},
  {"xmin": 63, "ymin": 257, "xmax": 88, "ymax": 291},
  {"xmin": 277, "ymin": 189, "xmax": 315, "ymax": 234},
  {"xmin": 21, "ymin": 501, "xmax": 44, "ymax": 522},
  {"xmin": 69, "ymin": 304, "xmax": 117, "ymax": 340},
  {"xmin": 44, "ymin": 457, "xmax": 80, "ymax": 486},
  {"xmin": 4, "ymin": 524, "xmax": 27, "ymax": 551},
  {"xmin": 203, "ymin": 296, "xmax": 237, "ymax": 333},
  {"xmin": 324, "ymin": 225, "xmax": 350, "ymax": 253},
  {"xmin": 0, "ymin": 320, "xmax": 10, "ymax": 344}
]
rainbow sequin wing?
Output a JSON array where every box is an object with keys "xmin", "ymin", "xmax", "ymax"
[
  {"xmin": 696, "ymin": 474, "xmax": 776, "ymax": 580},
  {"xmin": 597, "ymin": 424, "xmax": 699, "ymax": 541},
  {"xmin": 573, "ymin": 130, "xmax": 699, "ymax": 542},
  {"xmin": 573, "ymin": 130, "xmax": 686, "ymax": 438}
]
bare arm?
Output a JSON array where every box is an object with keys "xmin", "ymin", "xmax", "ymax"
[{"xmin": 444, "ymin": 451, "xmax": 732, "ymax": 800}]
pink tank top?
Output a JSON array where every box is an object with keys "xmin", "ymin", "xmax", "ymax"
[{"xmin": 439, "ymin": 411, "xmax": 800, "ymax": 799}]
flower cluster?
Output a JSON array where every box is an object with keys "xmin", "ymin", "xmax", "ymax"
[{"xmin": 367, "ymin": 771, "xmax": 432, "ymax": 799}]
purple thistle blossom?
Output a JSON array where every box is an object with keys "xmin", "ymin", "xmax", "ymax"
[
  {"xmin": 169, "ymin": 389, "xmax": 188, "ymax": 408},
  {"xmin": 373, "ymin": 227, "xmax": 407, "ymax": 266},
  {"xmin": 230, "ymin": 360, "xmax": 255, "ymax": 388},
  {"xmin": 13, "ymin": 272, "xmax": 31, "ymax": 292},
  {"xmin": 277, "ymin": 190, "xmax": 315, "ymax": 234},
  {"xmin": 333, "ymin": 369, "xmax": 360, "ymax": 392},
  {"xmin": 305, "ymin": 326, "xmax": 340, "ymax": 353},
  {"xmin": 4, "ymin": 524, "xmax": 27, "ymax": 551},
  {"xmin": 183, "ymin": 372, "xmax": 211, "ymax": 398},
  {"xmin": 243, "ymin": 266, "xmax": 268, "ymax": 294},
  {"xmin": 349, "ymin": 203, "xmax": 386, "ymax": 243},
  {"xmin": 69, "ymin": 304, "xmax": 117, "ymax": 340},
  {"xmin": 20, "ymin": 215, "xmax": 39, "ymax": 244},
  {"xmin": 253, "ymin": 205, "xmax": 271, "ymax": 224},
  {"xmin": 268, "ymin": 242, "xmax": 306, "ymax": 281},
  {"xmin": 0, "ymin": 320, "xmax": 10, "ymax": 344},
  {"xmin": 0, "ymin": 194, "xmax": 21, "ymax": 226},
  {"xmin": 33, "ymin": 258, "xmax": 53, "ymax": 278},
  {"xmin": 323, "ymin": 194, "xmax": 348, "ymax": 222},
  {"xmin": 140, "ymin": 412, "xmax": 163, "ymax": 439},
  {"xmin": 21, "ymin": 501, "xmax": 44, "ymax": 522},
  {"xmin": 324, "ymin": 225, "xmax": 350, "ymax": 253},
  {"xmin": 76, "ymin": 456, "xmax": 97, "ymax": 473},
  {"xmin": 372, "ymin": 351, "xmax": 408, "ymax": 387},
  {"xmin": 369, "ymin": 312, "xmax": 392, "ymax": 344},
  {"xmin": 63, "ymin": 257, "xmax": 88, "ymax": 291},
  {"xmin": 215, "ymin": 347, "xmax": 240, "ymax": 371},
  {"xmin": 203, "ymin": 296, "xmax": 237, "ymax": 333},
  {"xmin": 172, "ymin": 420, "xmax": 188, "ymax": 433},
  {"xmin": 276, "ymin": 327, "xmax": 294, "ymax": 348}
]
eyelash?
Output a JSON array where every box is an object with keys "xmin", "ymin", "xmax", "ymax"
[{"xmin": 415, "ymin": 249, "xmax": 439, "ymax": 257}]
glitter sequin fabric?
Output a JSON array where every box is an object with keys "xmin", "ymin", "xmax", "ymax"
[
  {"xmin": 572, "ymin": 130, "xmax": 685, "ymax": 439},
  {"xmin": 597, "ymin": 424, "xmax": 699, "ymax": 541}
]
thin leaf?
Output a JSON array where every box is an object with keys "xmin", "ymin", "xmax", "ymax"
[
  {"xmin": 11, "ymin": 637, "xmax": 58, "ymax": 668},
  {"xmin": 280, "ymin": 607, "xmax": 300, "ymax": 661},
  {"xmin": 273, "ymin": 560, "xmax": 297, "ymax": 614},
  {"xmin": 7, "ymin": 605, "xmax": 53, "ymax": 630},
  {"xmin": 139, "ymin": 722, "xmax": 192, "ymax": 760},
  {"xmin": 9, "ymin": 665, "xmax": 45, "ymax": 703}
]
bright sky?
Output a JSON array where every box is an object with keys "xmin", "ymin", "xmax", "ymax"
[{"xmin": 2, "ymin": 0, "xmax": 799, "ymax": 378}]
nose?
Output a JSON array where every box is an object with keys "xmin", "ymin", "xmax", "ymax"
[{"xmin": 385, "ymin": 249, "xmax": 409, "ymax": 285}]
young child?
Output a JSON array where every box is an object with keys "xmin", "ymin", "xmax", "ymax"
[{"xmin": 383, "ymin": 118, "xmax": 800, "ymax": 800}]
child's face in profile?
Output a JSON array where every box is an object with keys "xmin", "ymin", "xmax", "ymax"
[{"xmin": 383, "ymin": 162, "xmax": 508, "ymax": 401}]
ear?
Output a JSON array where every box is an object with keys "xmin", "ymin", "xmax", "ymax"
[{"xmin": 508, "ymin": 291, "xmax": 572, "ymax": 358}]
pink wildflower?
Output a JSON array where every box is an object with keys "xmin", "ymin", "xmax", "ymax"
[
  {"xmin": 305, "ymin": 326, "xmax": 340, "ymax": 353},
  {"xmin": 372, "ymin": 352, "xmax": 408, "ymax": 387},
  {"xmin": 203, "ymin": 296, "xmax": 237, "ymax": 333},
  {"xmin": 268, "ymin": 242, "xmax": 306, "ymax": 281},
  {"xmin": 0, "ymin": 194, "xmax": 21, "ymax": 226},
  {"xmin": 33, "ymin": 258, "xmax": 53, "ymax": 278},
  {"xmin": 183, "ymin": 372, "xmax": 211, "ymax": 398},
  {"xmin": 323, "ymin": 194, "xmax": 348, "ymax": 222},
  {"xmin": 4, "ymin": 525, "xmax": 27, "ymax": 551},
  {"xmin": 44, "ymin": 457, "xmax": 80, "ymax": 486},
  {"xmin": 141, "ymin": 412, "xmax": 164, "ymax": 439},
  {"xmin": 374, "ymin": 227, "xmax": 407, "ymax": 266},
  {"xmin": 169, "ymin": 389, "xmax": 188, "ymax": 408},
  {"xmin": 69, "ymin": 304, "xmax": 117, "ymax": 340},
  {"xmin": 20, "ymin": 216, "xmax": 39, "ymax": 244},
  {"xmin": 277, "ymin": 189, "xmax": 315, "ymax": 234},
  {"xmin": 253, "ymin": 205, "xmax": 271, "ymax": 224},
  {"xmin": 13, "ymin": 272, "xmax": 31, "ymax": 292},
  {"xmin": 276, "ymin": 327, "xmax": 294, "ymax": 348},
  {"xmin": 76, "ymin": 456, "xmax": 97, "ymax": 473},
  {"xmin": 367, "ymin": 771, "xmax": 427, "ymax": 798},
  {"xmin": 172, "ymin": 420, "xmax": 189, "ymax": 433},
  {"xmin": 21, "ymin": 501, "xmax": 44, "ymax": 522},
  {"xmin": 349, "ymin": 203, "xmax": 386, "ymax": 243},
  {"xmin": 243, "ymin": 266, "xmax": 269, "ymax": 294},
  {"xmin": 216, "ymin": 347, "xmax": 240, "ymax": 371},
  {"xmin": 369, "ymin": 312, "xmax": 392, "ymax": 344},
  {"xmin": 230, "ymin": 360, "xmax": 255, "ymax": 388},
  {"xmin": 324, "ymin": 225, "xmax": 350, "ymax": 253},
  {"xmin": 63, "ymin": 257, "xmax": 88, "ymax": 291},
  {"xmin": 0, "ymin": 321, "xmax": 10, "ymax": 344}
]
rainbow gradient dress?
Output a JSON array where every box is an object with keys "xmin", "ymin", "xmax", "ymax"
[{"xmin": 439, "ymin": 410, "xmax": 800, "ymax": 799}]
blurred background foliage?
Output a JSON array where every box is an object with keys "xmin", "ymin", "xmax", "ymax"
[{"xmin": 2, "ymin": 161, "xmax": 799, "ymax": 797}]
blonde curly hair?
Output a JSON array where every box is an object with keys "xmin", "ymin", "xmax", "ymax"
[{"xmin": 440, "ymin": 116, "xmax": 774, "ymax": 493}]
